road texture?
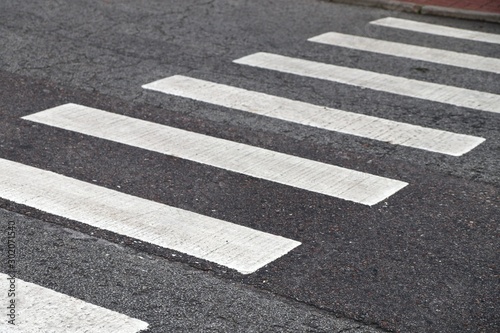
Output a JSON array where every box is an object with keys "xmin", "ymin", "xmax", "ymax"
[{"xmin": 0, "ymin": 0, "xmax": 499, "ymax": 332}]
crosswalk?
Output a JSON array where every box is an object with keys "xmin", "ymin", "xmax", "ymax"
[
  {"xmin": 233, "ymin": 52, "xmax": 500, "ymax": 114},
  {"xmin": 2, "ymin": 16, "xmax": 499, "ymax": 331},
  {"xmin": 142, "ymin": 75, "xmax": 484, "ymax": 156},
  {"xmin": 22, "ymin": 104, "xmax": 407, "ymax": 206},
  {"xmin": 308, "ymin": 32, "xmax": 500, "ymax": 74},
  {"xmin": 0, "ymin": 157, "xmax": 300, "ymax": 275},
  {"xmin": 0, "ymin": 273, "xmax": 148, "ymax": 332},
  {"xmin": 24, "ymin": 104, "xmax": 407, "ymax": 205},
  {"xmin": 370, "ymin": 17, "xmax": 500, "ymax": 44}
]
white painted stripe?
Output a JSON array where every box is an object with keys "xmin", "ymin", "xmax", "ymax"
[
  {"xmin": 143, "ymin": 75, "xmax": 484, "ymax": 156},
  {"xmin": 233, "ymin": 52, "xmax": 500, "ymax": 114},
  {"xmin": 0, "ymin": 273, "xmax": 148, "ymax": 333},
  {"xmin": 308, "ymin": 32, "xmax": 500, "ymax": 74},
  {"xmin": 22, "ymin": 104, "xmax": 407, "ymax": 205},
  {"xmin": 370, "ymin": 17, "xmax": 500, "ymax": 45},
  {"xmin": 0, "ymin": 158, "xmax": 300, "ymax": 274}
]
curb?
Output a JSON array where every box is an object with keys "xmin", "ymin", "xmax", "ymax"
[{"xmin": 325, "ymin": 0, "xmax": 500, "ymax": 23}]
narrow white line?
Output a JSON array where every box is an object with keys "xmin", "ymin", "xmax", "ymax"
[
  {"xmin": 233, "ymin": 52, "xmax": 500, "ymax": 114},
  {"xmin": 22, "ymin": 104, "xmax": 408, "ymax": 205},
  {"xmin": 308, "ymin": 32, "xmax": 500, "ymax": 74},
  {"xmin": 0, "ymin": 158, "xmax": 300, "ymax": 274},
  {"xmin": 143, "ymin": 75, "xmax": 484, "ymax": 156},
  {"xmin": 0, "ymin": 273, "xmax": 148, "ymax": 333},
  {"xmin": 370, "ymin": 17, "xmax": 500, "ymax": 45}
]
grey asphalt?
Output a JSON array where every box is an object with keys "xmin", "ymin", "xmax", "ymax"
[
  {"xmin": 0, "ymin": 208, "xmax": 383, "ymax": 333},
  {"xmin": 0, "ymin": 0, "xmax": 499, "ymax": 332}
]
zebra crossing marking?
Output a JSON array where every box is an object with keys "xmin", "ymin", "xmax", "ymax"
[
  {"xmin": 22, "ymin": 104, "xmax": 408, "ymax": 206},
  {"xmin": 370, "ymin": 17, "xmax": 500, "ymax": 45},
  {"xmin": 143, "ymin": 75, "xmax": 484, "ymax": 156},
  {"xmin": 0, "ymin": 272, "xmax": 148, "ymax": 333},
  {"xmin": 308, "ymin": 32, "xmax": 500, "ymax": 74},
  {"xmin": 0, "ymin": 158, "xmax": 300, "ymax": 274},
  {"xmin": 233, "ymin": 52, "xmax": 500, "ymax": 114}
]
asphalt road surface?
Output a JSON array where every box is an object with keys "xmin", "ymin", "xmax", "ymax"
[{"xmin": 0, "ymin": 0, "xmax": 499, "ymax": 332}]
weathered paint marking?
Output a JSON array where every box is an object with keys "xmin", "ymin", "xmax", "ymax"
[
  {"xmin": 0, "ymin": 273, "xmax": 148, "ymax": 333},
  {"xmin": 143, "ymin": 75, "xmax": 484, "ymax": 156},
  {"xmin": 370, "ymin": 17, "xmax": 500, "ymax": 44},
  {"xmin": 23, "ymin": 104, "xmax": 408, "ymax": 205},
  {"xmin": 233, "ymin": 52, "xmax": 500, "ymax": 114},
  {"xmin": 0, "ymin": 158, "xmax": 301, "ymax": 274},
  {"xmin": 309, "ymin": 32, "xmax": 500, "ymax": 74}
]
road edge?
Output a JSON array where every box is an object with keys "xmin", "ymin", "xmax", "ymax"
[{"xmin": 324, "ymin": 0, "xmax": 500, "ymax": 23}]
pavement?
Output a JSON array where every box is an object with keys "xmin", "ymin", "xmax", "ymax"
[
  {"xmin": 326, "ymin": 0, "xmax": 500, "ymax": 22},
  {"xmin": 1, "ymin": 0, "xmax": 499, "ymax": 332}
]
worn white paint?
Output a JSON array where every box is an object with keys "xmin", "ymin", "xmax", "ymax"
[
  {"xmin": 23, "ymin": 104, "xmax": 408, "ymax": 205},
  {"xmin": 0, "ymin": 158, "xmax": 300, "ymax": 274},
  {"xmin": 370, "ymin": 17, "xmax": 500, "ymax": 45},
  {"xmin": 233, "ymin": 52, "xmax": 500, "ymax": 114},
  {"xmin": 0, "ymin": 273, "xmax": 148, "ymax": 333},
  {"xmin": 308, "ymin": 32, "xmax": 500, "ymax": 74},
  {"xmin": 143, "ymin": 75, "xmax": 484, "ymax": 156}
]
